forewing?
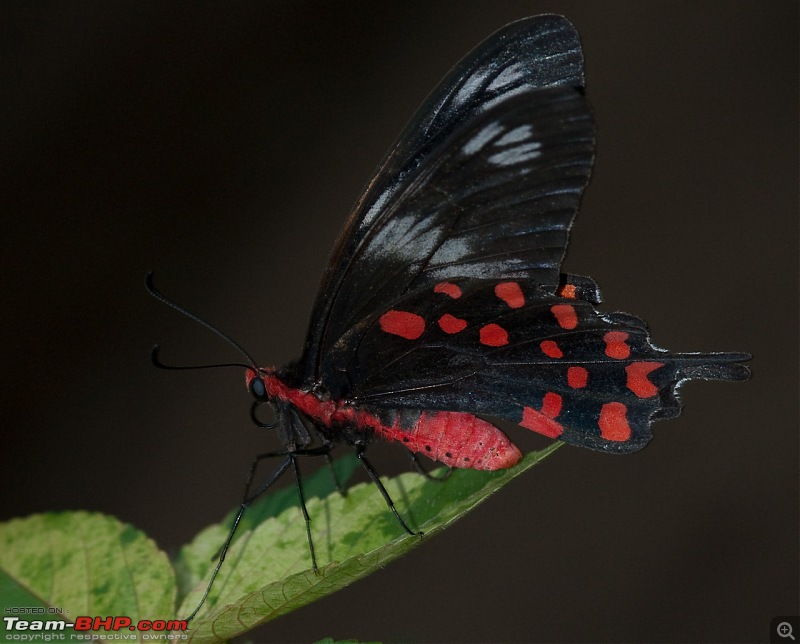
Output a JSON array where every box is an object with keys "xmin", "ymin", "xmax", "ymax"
[
  {"xmin": 310, "ymin": 86, "xmax": 593, "ymax": 392},
  {"xmin": 301, "ymin": 16, "xmax": 588, "ymax": 383},
  {"xmin": 333, "ymin": 278, "xmax": 750, "ymax": 454}
]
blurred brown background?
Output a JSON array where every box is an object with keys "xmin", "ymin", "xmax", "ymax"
[{"xmin": 2, "ymin": 2, "xmax": 797, "ymax": 642}]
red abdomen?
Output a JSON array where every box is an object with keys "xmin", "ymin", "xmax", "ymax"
[
  {"xmin": 251, "ymin": 371, "xmax": 522, "ymax": 471},
  {"xmin": 361, "ymin": 409, "xmax": 522, "ymax": 470}
]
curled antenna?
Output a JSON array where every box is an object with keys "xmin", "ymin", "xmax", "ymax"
[
  {"xmin": 145, "ymin": 272, "xmax": 260, "ymax": 371},
  {"xmin": 150, "ymin": 345, "xmax": 253, "ymax": 372}
]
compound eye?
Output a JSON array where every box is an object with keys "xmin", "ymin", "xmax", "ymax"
[{"xmin": 250, "ymin": 377, "xmax": 267, "ymax": 400}]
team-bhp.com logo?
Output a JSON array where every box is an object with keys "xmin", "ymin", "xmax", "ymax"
[
  {"xmin": 73, "ymin": 617, "xmax": 187, "ymax": 633},
  {"xmin": 4, "ymin": 615, "xmax": 188, "ymax": 640}
]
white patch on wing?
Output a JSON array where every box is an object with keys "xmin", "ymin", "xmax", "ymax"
[
  {"xmin": 452, "ymin": 76, "xmax": 484, "ymax": 111},
  {"xmin": 360, "ymin": 188, "xmax": 392, "ymax": 230},
  {"xmin": 488, "ymin": 141, "xmax": 542, "ymax": 165},
  {"xmin": 367, "ymin": 213, "xmax": 444, "ymax": 264},
  {"xmin": 486, "ymin": 63, "xmax": 525, "ymax": 92},
  {"xmin": 429, "ymin": 236, "xmax": 472, "ymax": 265},
  {"xmin": 427, "ymin": 257, "xmax": 528, "ymax": 279},
  {"xmin": 461, "ymin": 121, "xmax": 503, "ymax": 155},
  {"xmin": 495, "ymin": 124, "xmax": 534, "ymax": 146},
  {"xmin": 481, "ymin": 85, "xmax": 528, "ymax": 112}
]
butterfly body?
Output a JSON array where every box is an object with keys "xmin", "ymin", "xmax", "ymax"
[{"xmin": 248, "ymin": 368, "xmax": 522, "ymax": 470}]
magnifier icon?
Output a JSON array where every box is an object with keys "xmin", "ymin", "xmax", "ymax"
[{"xmin": 778, "ymin": 622, "xmax": 795, "ymax": 640}]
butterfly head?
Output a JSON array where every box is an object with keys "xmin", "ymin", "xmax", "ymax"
[
  {"xmin": 245, "ymin": 367, "xmax": 273, "ymax": 401},
  {"xmin": 245, "ymin": 367, "xmax": 283, "ymax": 429}
]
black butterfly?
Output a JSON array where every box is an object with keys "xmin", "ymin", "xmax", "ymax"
[{"xmin": 149, "ymin": 14, "xmax": 750, "ymax": 619}]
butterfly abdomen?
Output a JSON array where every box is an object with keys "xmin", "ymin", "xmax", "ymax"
[
  {"xmin": 252, "ymin": 371, "xmax": 522, "ymax": 470},
  {"xmin": 361, "ymin": 408, "xmax": 522, "ymax": 470}
]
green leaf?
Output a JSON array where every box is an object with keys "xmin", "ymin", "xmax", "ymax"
[
  {"xmin": 0, "ymin": 444, "xmax": 560, "ymax": 644},
  {"xmin": 180, "ymin": 443, "xmax": 561, "ymax": 643},
  {"xmin": 175, "ymin": 452, "xmax": 360, "ymax": 599},
  {"xmin": 0, "ymin": 512, "xmax": 176, "ymax": 643}
]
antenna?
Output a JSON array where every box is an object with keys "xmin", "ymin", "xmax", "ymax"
[{"xmin": 145, "ymin": 272, "xmax": 260, "ymax": 370}]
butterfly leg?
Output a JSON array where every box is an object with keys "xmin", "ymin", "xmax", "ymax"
[
  {"xmin": 244, "ymin": 441, "xmax": 339, "ymax": 576},
  {"xmin": 408, "ymin": 451, "xmax": 453, "ymax": 482},
  {"xmin": 355, "ymin": 445, "xmax": 421, "ymax": 537},
  {"xmin": 324, "ymin": 452, "xmax": 347, "ymax": 496},
  {"xmin": 289, "ymin": 452, "xmax": 319, "ymax": 574},
  {"xmin": 306, "ymin": 420, "xmax": 348, "ymax": 497},
  {"xmin": 186, "ymin": 452, "xmax": 293, "ymax": 622}
]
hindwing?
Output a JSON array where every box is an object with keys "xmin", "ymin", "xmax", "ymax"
[{"xmin": 333, "ymin": 278, "xmax": 749, "ymax": 453}]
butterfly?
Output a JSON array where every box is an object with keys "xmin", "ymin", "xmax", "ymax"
[{"xmin": 148, "ymin": 14, "xmax": 750, "ymax": 619}]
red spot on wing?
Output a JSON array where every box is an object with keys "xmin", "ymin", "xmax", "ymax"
[
  {"xmin": 567, "ymin": 366, "xmax": 588, "ymax": 388},
  {"xmin": 434, "ymin": 282, "xmax": 462, "ymax": 298},
  {"xmin": 626, "ymin": 361, "xmax": 664, "ymax": 398},
  {"xmin": 604, "ymin": 331, "xmax": 631, "ymax": 359},
  {"xmin": 480, "ymin": 323, "xmax": 509, "ymax": 346},
  {"xmin": 379, "ymin": 310, "xmax": 425, "ymax": 340},
  {"xmin": 520, "ymin": 406, "xmax": 563, "ymax": 438},
  {"xmin": 598, "ymin": 402, "xmax": 631, "ymax": 441},
  {"xmin": 540, "ymin": 340, "xmax": 563, "ymax": 358},
  {"xmin": 541, "ymin": 392, "xmax": 563, "ymax": 418},
  {"xmin": 557, "ymin": 284, "xmax": 577, "ymax": 299},
  {"xmin": 438, "ymin": 313, "xmax": 467, "ymax": 334},
  {"xmin": 495, "ymin": 281, "xmax": 525, "ymax": 308},
  {"xmin": 551, "ymin": 304, "xmax": 578, "ymax": 329}
]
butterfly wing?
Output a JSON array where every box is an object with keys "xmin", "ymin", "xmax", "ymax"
[
  {"xmin": 295, "ymin": 14, "xmax": 749, "ymax": 456},
  {"xmin": 311, "ymin": 83, "xmax": 593, "ymax": 400},
  {"xmin": 300, "ymin": 15, "xmax": 587, "ymax": 384},
  {"xmin": 330, "ymin": 278, "xmax": 750, "ymax": 454}
]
